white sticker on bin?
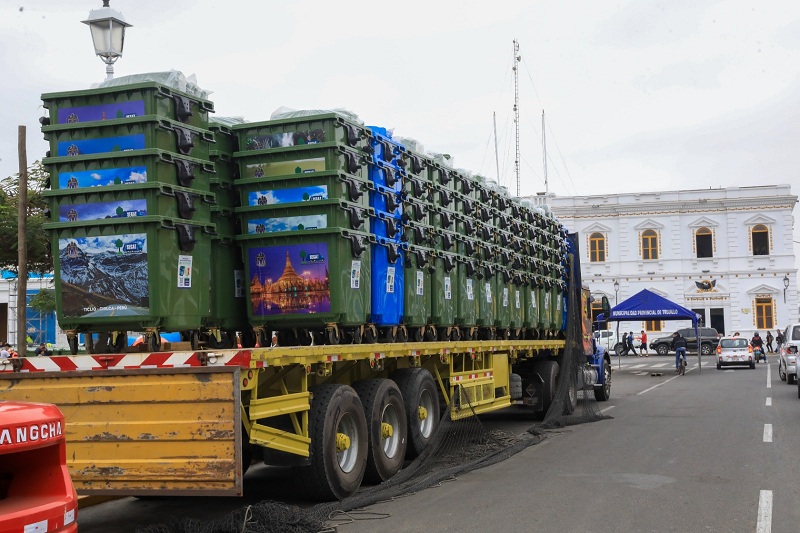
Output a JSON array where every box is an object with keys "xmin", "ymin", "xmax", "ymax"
[
  {"xmin": 503, "ymin": 288, "xmax": 509, "ymax": 307},
  {"xmin": 466, "ymin": 279, "xmax": 474, "ymax": 301},
  {"xmin": 177, "ymin": 255, "xmax": 193, "ymax": 288},
  {"xmin": 351, "ymin": 260, "xmax": 361, "ymax": 289},
  {"xmin": 416, "ymin": 270, "xmax": 424, "ymax": 296},
  {"xmin": 485, "ymin": 283, "xmax": 492, "ymax": 303},
  {"xmin": 444, "ymin": 276, "xmax": 452, "ymax": 300},
  {"xmin": 386, "ymin": 266, "xmax": 395, "ymax": 294}
]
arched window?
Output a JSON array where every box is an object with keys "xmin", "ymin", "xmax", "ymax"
[
  {"xmin": 751, "ymin": 225, "xmax": 769, "ymax": 256},
  {"xmin": 589, "ymin": 233, "xmax": 605, "ymax": 262},
  {"xmin": 695, "ymin": 227, "xmax": 713, "ymax": 258},
  {"xmin": 641, "ymin": 230, "xmax": 658, "ymax": 260}
]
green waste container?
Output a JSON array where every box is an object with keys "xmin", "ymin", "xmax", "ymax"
[
  {"xmin": 235, "ymin": 143, "xmax": 370, "ymax": 181},
  {"xmin": 235, "ymin": 199, "xmax": 373, "ymax": 235},
  {"xmin": 44, "ymin": 216, "xmax": 215, "ymax": 334},
  {"xmin": 236, "ymin": 171, "xmax": 372, "ymax": 209},
  {"xmin": 207, "ymin": 234, "xmax": 248, "ymax": 333},
  {"xmin": 494, "ymin": 266, "xmax": 512, "ymax": 333},
  {"xmin": 401, "ymin": 147, "xmax": 433, "ymax": 181},
  {"xmin": 403, "ymin": 244, "xmax": 432, "ymax": 335},
  {"xmin": 209, "ymin": 150, "xmax": 238, "ymax": 185},
  {"xmin": 432, "ymin": 228, "xmax": 458, "ymax": 254},
  {"xmin": 431, "ymin": 206, "xmax": 457, "ymax": 234},
  {"xmin": 455, "ymin": 255, "xmax": 478, "ymax": 335},
  {"xmin": 430, "ymin": 250, "xmax": 456, "ymax": 335},
  {"xmin": 431, "ymin": 162, "xmax": 456, "ymax": 192},
  {"xmin": 509, "ymin": 271, "xmax": 524, "ymax": 334},
  {"xmin": 401, "ymin": 199, "xmax": 432, "ymax": 227},
  {"xmin": 522, "ymin": 273, "xmax": 540, "ymax": 335},
  {"xmin": 233, "ymin": 113, "xmax": 371, "ymax": 152},
  {"xmin": 208, "ymin": 123, "xmax": 238, "ymax": 154},
  {"xmin": 42, "ymin": 116, "xmax": 216, "ymax": 161},
  {"xmin": 44, "ymin": 182, "xmax": 215, "ymax": 224},
  {"xmin": 402, "ymin": 174, "xmax": 433, "ymax": 204},
  {"xmin": 476, "ymin": 261, "xmax": 497, "ymax": 332},
  {"xmin": 237, "ymin": 228, "xmax": 373, "ymax": 332},
  {"xmin": 402, "ymin": 222, "xmax": 434, "ymax": 247},
  {"xmin": 42, "ymin": 82, "xmax": 214, "ymax": 130},
  {"xmin": 211, "ymin": 206, "xmax": 239, "ymax": 240},
  {"xmin": 42, "ymin": 149, "xmax": 216, "ymax": 192}
]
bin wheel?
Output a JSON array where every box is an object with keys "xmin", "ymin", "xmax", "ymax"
[
  {"xmin": 352, "ymin": 379, "xmax": 408, "ymax": 483},
  {"xmin": 363, "ymin": 325, "xmax": 378, "ymax": 345},
  {"xmin": 412, "ymin": 327, "xmax": 425, "ymax": 343},
  {"xmin": 326, "ymin": 326, "xmax": 341, "ymax": 345},
  {"xmin": 146, "ymin": 331, "xmax": 161, "ymax": 352},
  {"xmin": 294, "ymin": 384, "xmax": 368, "ymax": 500},
  {"xmin": 450, "ymin": 328, "xmax": 461, "ymax": 341},
  {"xmin": 424, "ymin": 326, "xmax": 438, "ymax": 342},
  {"xmin": 348, "ymin": 327, "xmax": 363, "ymax": 345},
  {"xmin": 295, "ymin": 329, "xmax": 314, "ymax": 346},
  {"xmin": 189, "ymin": 330, "xmax": 201, "ymax": 350},
  {"xmin": 207, "ymin": 330, "xmax": 232, "ymax": 349},
  {"xmin": 67, "ymin": 335, "xmax": 79, "ymax": 355},
  {"xmin": 390, "ymin": 368, "xmax": 440, "ymax": 459},
  {"xmin": 110, "ymin": 331, "xmax": 127, "ymax": 353},
  {"xmin": 396, "ymin": 325, "xmax": 408, "ymax": 343},
  {"xmin": 240, "ymin": 329, "xmax": 256, "ymax": 348},
  {"xmin": 93, "ymin": 332, "xmax": 110, "ymax": 353},
  {"xmin": 257, "ymin": 329, "xmax": 271, "ymax": 348},
  {"xmin": 509, "ymin": 328, "xmax": 520, "ymax": 340}
]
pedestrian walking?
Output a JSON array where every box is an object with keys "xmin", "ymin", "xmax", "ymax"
[
  {"xmin": 627, "ymin": 331, "xmax": 638, "ymax": 356},
  {"xmin": 639, "ymin": 330, "xmax": 649, "ymax": 356},
  {"xmin": 776, "ymin": 329, "xmax": 785, "ymax": 352},
  {"xmin": 765, "ymin": 331, "xmax": 774, "ymax": 353}
]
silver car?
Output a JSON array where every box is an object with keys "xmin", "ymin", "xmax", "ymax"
[
  {"xmin": 776, "ymin": 323, "xmax": 799, "ymax": 387},
  {"xmin": 716, "ymin": 336, "xmax": 755, "ymax": 369}
]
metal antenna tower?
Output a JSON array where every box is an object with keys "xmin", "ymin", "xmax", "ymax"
[{"xmin": 512, "ymin": 39, "xmax": 521, "ymax": 197}]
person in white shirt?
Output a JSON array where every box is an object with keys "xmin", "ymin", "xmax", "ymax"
[{"xmin": 0, "ymin": 343, "xmax": 10, "ymax": 358}]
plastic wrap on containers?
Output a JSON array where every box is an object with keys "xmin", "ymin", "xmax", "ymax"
[
  {"xmin": 210, "ymin": 116, "xmax": 248, "ymax": 127},
  {"xmin": 97, "ymin": 70, "xmax": 212, "ymax": 99},
  {"xmin": 430, "ymin": 152, "xmax": 454, "ymax": 168},
  {"xmin": 456, "ymin": 168, "xmax": 474, "ymax": 178},
  {"xmin": 270, "ymin": 106, "xmax": 362, "ymax": 124},
  {"xmin": 395, "ymin": 136, "xmax": 425, "ymax": 154}
]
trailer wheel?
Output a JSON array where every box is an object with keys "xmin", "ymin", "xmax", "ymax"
[
  {"xmin": 564, "ymin": 373, "xmax": 578, "ymax": 415},
  {"xmin": 594, "ymin": 359, "xmax": 611, "ymax": 401},
  {"xmin": 539, "ymin": 360, "xmax": 559, "ymax": 413},
  {"xmin": 297, "ymin": 384, "xmax": 367, "ymax": 501},
  {"xmin": 352, "ymin": 379, "xmax": 408, "ymax": 483},
  {"xmin": 207, "ymin": 330, "xmax": 232, "ymax": 349},
  {"xmin": 391, "ymin": 368, "xmax": 440, "ymax": 458},
  {"xmin": 67, "ymin": 334, "xmax": 79, "ymax": 355}
]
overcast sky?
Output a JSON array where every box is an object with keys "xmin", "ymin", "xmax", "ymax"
[{"xmin": 1, "ymin": 1, "xmax": 798, "ymax": 256}]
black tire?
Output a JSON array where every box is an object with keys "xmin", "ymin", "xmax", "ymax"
[
  {"xmin": 750, "ymin": 362, "xmax": 756, "ymax": 369},
  {"xmin": 352, "ymin": 379, "xmax": 408, "ymax": 483},
  {"xmin": 424, "ymin": 326, "xmax": 437, "ymax": 342},
  {"xmin": 207, "ymin": 330, "xmax": 232, "ymax": 349},
  {"xmin": 111, "ymin": 331, "xmax": 127, "ymax": 353},
  {"xmin": 700, "ymin": 343, "xmax": 712, "ymax": 356},
  {"xmin": 656, "ymin": 344, "xmax": 669, "ymax": 356},
  {"xmin": 797, "ymin": 379, "xmax": 800, "ymax": 399},
  {"xmin": 68, "ymin": 335, "xmax": 79, "ymax": 355},
  {"xmin": 295, "ymin": 384, "xmax": 368, "ymax": 501},
  {"xmin": 789, "ymin": 373, "xmax": 796, "ymax": 385},
  {"xmin": 146, "ymin": 331, "xmax": 161, "ymax": 352},
  {"xmin": 240, "ymin": 329, "xmax": 256, "ymax": 348},
  {"xmin": 539, "ymin": 360, "xmax": 559, "ymax": 413},
  {"xmin": 564, "ymin": 372, "xmax": 578, "ymax": 415},
  {"xmin": 716, "ymin": 363, "xmax": 722, "ymax": 370},
  {"xmin": 779, "ymin": 363, "xmax": 787, "ymax": 382},
  {"xmin": 391, "ymin": 368, "xmax": 440, "ymax": 458},
  {"xmin": 594, "ymin": 359, "xmax": 611, "ymax": 401},
  {"xmin": 94, "ymin": 332, "xmax": 109, "ymax": 353}
]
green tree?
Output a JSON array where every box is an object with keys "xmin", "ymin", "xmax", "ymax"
[
  {"xmin": 115, "ymin": 239, "xmax": 124, "ymax": 253},
  {"xmin": 0, "ymin": 161, "xmax": 52, "ymax": 275},
  {"xmin": 28, "ymin": 288, "xmax": 56, "ymax": 315}
]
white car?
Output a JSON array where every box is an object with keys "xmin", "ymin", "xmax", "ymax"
[
  {"xmin": 779, "ymin": 324, "xmax": 799, "ymax": 385},
  {"xmin": 716, "ymin": 336, "xmax": 755, "ymax": 369},
  {"xmin": 593, "ymin": 330, "xmax": 642, "ymax": 355}
]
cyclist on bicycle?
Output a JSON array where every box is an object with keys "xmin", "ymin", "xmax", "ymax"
[{"xmin": 672, "ymin": 332, "xmax": 687, "ymax": 373}]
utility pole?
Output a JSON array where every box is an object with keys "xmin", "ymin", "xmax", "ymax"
[
  {"xmin": 17, "ymin": 126, "xmax": 28, "ymax": 354},
  {"xmin": 512, "ymin": 39, "xmax": 521, "ymax": 197},
  {"xmin": 493, "ymin": 111, "xmax": 500, "ymax": 185}
]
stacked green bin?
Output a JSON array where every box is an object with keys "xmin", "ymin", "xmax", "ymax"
[
  {"xmin": 41, "ymin": 82, "xmax": 221, "ymax": 353},
  {"xmin": 44, "ymin": 216, "xmax": 214, "ymax": 348},
  {"xmin": 429, "ymin": 250, "xmax": 457, "ymax": 340},
  {"xmin": 476, "ymin": 261, "xmax": 497, "ymax": 339},
  {"xmin": 237, "ymin": 228, "xmax": 373, "ymax": 345},
  {"xmin": 232, "ymin": 114, "xmax": 375, "ymax": 344},
  {"xmin": 454, "ymin": 254, "xmax": 479, "ymax": 339},
  {"xmin": 403, "ymin": 244, "xmax": 433, "ymax": 341}
]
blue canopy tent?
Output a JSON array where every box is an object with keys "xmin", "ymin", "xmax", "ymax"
[{"xmin": 597, "ymin": 289, "xmax": 702, "ymax": 372}]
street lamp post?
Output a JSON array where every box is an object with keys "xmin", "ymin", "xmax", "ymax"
[
  {"xmin": 784, "ymin": 275, "xmax": 790, "ymax": 304},
  {"xmin": 613, "ymin": 279, "xmax": 620, "ymax": 351},
  {"xmin": 82, "ymin": 1, "xmax": 132, "ymax": 80}
]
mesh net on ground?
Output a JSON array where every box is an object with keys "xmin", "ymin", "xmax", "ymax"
[{"xmin": 135, "ymin": 258, "xmax": 611, "ymax": 533}]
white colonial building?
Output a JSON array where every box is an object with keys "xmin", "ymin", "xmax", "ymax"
[{"xmin": 542, "ymin": 184, "xmax": 798, "ymax": 339}]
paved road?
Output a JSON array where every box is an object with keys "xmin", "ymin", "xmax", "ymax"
[
  {"xmin": 337, "ymin": 356, "xmax": 797, "ymax": 533},
  {"xmin": 78, "ymin": 355, "xmax": 798, "ymax": 532}
]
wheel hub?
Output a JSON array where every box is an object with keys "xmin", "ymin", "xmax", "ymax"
[
  {"xmin": 336, "ymin": 432, "xmax": 351, "ymax": 452},
  {"xmin": 381, "ymin": 422, "xmax": 394, "ymax": 439},
  {"xmin": 418, "ymin": 406, "xmax": 428, "ymax": 421}
]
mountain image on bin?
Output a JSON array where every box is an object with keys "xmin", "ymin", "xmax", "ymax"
[
  {"xmin": 58, "ymin": 235, "xmax": 149, "ymax": 318},
  {"xmin": 249, "ymin": 243, "xmax": 330, "ymax": 316}
]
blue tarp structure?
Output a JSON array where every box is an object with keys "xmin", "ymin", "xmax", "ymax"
[{"xmin": 597, "ymin": 289, "xmax": 702, "ymax": 371}]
